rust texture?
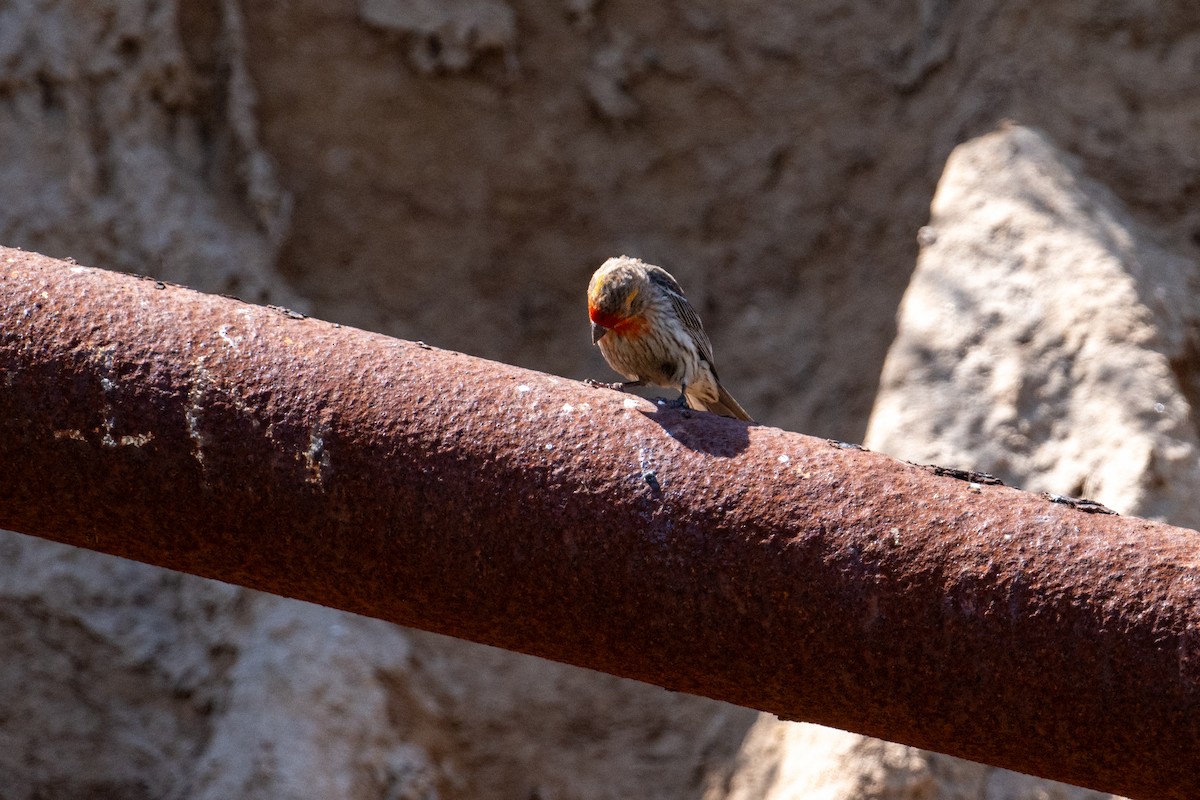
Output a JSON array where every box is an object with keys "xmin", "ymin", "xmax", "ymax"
[{"xmin": 1, "ymin": 246, "xmax": 1199, "ymax": 799}]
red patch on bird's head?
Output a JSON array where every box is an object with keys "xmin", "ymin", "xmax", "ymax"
[
  {"xmin": 588, "ymin": 277, "xmax": 646, "ymax": 337},
  {"xmin": 589, "ymin": 305, "xmax": 645, "ymax": 336}
]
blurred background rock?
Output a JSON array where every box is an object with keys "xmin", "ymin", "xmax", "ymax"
[{"xmin": 1, "ymin": 2, "xmax": 1197, "ymax": 798}]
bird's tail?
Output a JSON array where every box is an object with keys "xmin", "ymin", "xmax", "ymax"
[{"xmin": 704, "ymin": 382, "xmax": 753, "ymax": 422}]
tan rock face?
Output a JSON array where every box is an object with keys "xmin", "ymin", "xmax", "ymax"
[
  {"xmin": 867, "ymin": 125, "xmax": 1200, "ymax": 529},
  {"xmin": 721, "ymin": 717, "xmax": 1123, "ymax": 800},
  {"xmin": 0, "ymin": 1, "xmax": 291, "ymax": 304},
  {"xmin": 3, "ymin": 1, "xmax": 1200, "ymax": 798}
]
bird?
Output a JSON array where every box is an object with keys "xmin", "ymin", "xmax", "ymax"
[{"xmin": 586, "ymin": 255, "xmax": 753, "ymax": 422}]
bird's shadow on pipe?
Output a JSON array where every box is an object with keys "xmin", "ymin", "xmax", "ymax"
[{"xmin": 637, "ymin": 403, "xmax": 751, "ymax": 458}]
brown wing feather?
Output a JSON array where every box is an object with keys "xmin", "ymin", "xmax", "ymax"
[
  {"xmin": 711, "ymin": 383, "xmax": 754, "ymax": 422},
  {"xmin": 645, "ymin": 266, "xmax": 716, "ymax": 367},
  {"xmin": 645, "ymin": 264, "xmax": 753, "ymax": 423}
]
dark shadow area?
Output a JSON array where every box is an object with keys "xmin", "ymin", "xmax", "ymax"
[{"xmin": 637, "ymin": 399, "xmax": 752, "ymax": 458}]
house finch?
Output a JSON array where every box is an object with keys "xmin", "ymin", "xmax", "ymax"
[{"xmin": 586, "ymin": 255, "xmax": 753, "ymax": 422}]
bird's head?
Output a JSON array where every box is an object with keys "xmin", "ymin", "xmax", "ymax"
[{"xmin": 587, "ymin": 256, "xmax": 650, "ymax": 343}]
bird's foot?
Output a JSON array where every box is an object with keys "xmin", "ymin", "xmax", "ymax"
[
  {"xmin": 655, "ymin": 393, "xmax": 693, "ymax": 413},
  {"xmin": 672, "ymin": 387, "xmax": 694, "ymax": 411},
  {"xmin": 584, "ymin": 378, "xmax": 628, "ymax": 391},
  {"xmin": 584, "ymin": 379, "xmax": 643, "ymax": 392}
]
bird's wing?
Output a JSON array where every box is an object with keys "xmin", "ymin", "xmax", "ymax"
[{"xmin": 646, "ymin": 266, "xmax": 716, "ymax": 367}]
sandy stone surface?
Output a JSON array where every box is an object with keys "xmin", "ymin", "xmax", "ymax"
[{"xmin": 867, "ymin": 125, "xmax": 1200, "ymax": 530}]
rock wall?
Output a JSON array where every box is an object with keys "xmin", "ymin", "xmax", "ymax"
[
  {"xmin": 867, "ymin": 125, "xmax": 1200, "ymax": 529},
  {"xmin": 2, "ymin": 2, "xmax": 1199, "ymax": 798},
  {"xmin": 0, "ymin": 1, "xmax": 291, "ymax": 302}
]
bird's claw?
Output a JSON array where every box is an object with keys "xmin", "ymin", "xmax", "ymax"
[
  {"xmin": 584, "ymin": 378, "xmax": 627, "ymax": 391},
  {"xmin": 655, "ymin": 395, "xmax": 692, "ymax": 412}
]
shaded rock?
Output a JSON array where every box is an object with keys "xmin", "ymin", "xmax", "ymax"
[
  {"xmin": 358, "ymin": 0, "xmax": 518, "ymax": 74},
  {"xmin": 0, "ymin": 0, "xmax": 292, "ymax": 304}
]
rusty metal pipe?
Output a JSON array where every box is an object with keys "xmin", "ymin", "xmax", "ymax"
[{"xmin": 1, "ymin": 247, "xmax": 1197, "ymax": 799}]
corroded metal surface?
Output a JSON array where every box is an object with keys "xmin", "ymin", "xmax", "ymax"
[{"xmin": 1, "ymin": 246, "xmax": 1198, "ymax": 798}]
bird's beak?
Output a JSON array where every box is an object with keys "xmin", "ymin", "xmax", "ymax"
[{"xmin": 591, "ymin": 321, "xmax": 608, "ymax": 344}]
